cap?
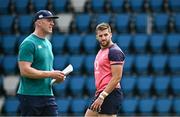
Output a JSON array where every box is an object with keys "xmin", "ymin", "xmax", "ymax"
[{"xmin": 34, "ymin": 10, "xmax": 59, "ymax": 22}]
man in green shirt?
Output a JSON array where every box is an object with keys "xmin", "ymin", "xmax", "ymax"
[{"xmin": 17, "ymin": 10, "xmax": 65, "ymax": 116}]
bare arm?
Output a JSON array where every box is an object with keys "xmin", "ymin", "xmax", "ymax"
[{"xmin": 19, "ymin": 61, "xmax": 64, "ymax": 80}]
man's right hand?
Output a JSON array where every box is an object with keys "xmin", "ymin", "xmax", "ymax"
[{"xmin": 50, "ymin": 70, "xmax": 65, "ymax": 81}]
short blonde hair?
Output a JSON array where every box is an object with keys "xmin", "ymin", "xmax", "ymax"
[{"xmin": 95, "ymin": 22, "xmax": 112, "ymax": 33}]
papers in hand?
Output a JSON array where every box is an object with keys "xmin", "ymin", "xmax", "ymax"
[{"xmin": 51, "ymin": 64, "xmax": 73, "ymax": 85}]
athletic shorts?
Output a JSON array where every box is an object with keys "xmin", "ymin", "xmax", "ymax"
[
  {"xmin": 88, "ymin": 88, "xmax": 123, "ymax": 115},
  {"xmin": 17, "ymin": 94, "xmax": 58, "ymax": 116}
]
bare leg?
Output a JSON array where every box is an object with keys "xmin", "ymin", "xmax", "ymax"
[
  {"xmin": 98, "ymin": 114, "xmax": 117, "ymax": 117},
  {"xmin": 85, "ymin": 109, "xmax": 98, "ymax": 117}
]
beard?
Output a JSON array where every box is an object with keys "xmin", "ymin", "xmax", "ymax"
[{"xmin": 100, "ymin": 40, "xmax": 110, "ymax": 48}]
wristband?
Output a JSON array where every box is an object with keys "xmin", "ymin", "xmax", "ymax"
[
  {"xmin": 102, "ymin": 91, "xmax": 109, "ymax": 97},
  {"xmin": 99, "ymin": 94, "xmax": 105, "ymax": 100}
]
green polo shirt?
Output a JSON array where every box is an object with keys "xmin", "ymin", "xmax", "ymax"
[{"xmin": 17, "ymin": 34, "xmax": 54, "ymax": 96}]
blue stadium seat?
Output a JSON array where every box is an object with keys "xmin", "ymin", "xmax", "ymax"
[
  {"xmin": 168, "ymin": 0, "xmax": 180, "ymax": 12},
  {"xmin": 31, "ymin": 0, "xmax": 48, "ymax": 11},
  {"xmin": 51, "ymin": 34, "xmax": 66, "ymax": 54},
  {"xmin": 70, "ymin": 98, "xmax": 87, "ymax": 116},
  {"xmin": 123, "ymin": 54, "xmax": 134, "ymax": 74},
  {"xmin": 135, "ymin": 54, "xmax": 151, "ymax": 75},
  {"xmin": 0, "ymin": 75, "xmax": 4, "ymax": 95},
  {"xmin": 56, "ymin": 98, "xmax": 71, "ymax": 115},
  {"xmin": 3, "ymin": 97, "xmax": 19, "ymax": 116},
  {"xmin": 13, "ymin": 0, "xmax": 29, "ymax": 14},
  {"xmin": 53, "ymin": 78, "xmax": 69, "ymax": 97},
  {"xmin": 18, "ymin": 15, "xmax": 33, "ymax": 34},
  {"xmin": 171, "ymin": 76, "xmax": 180, "ymax": 96},
  {"xmin": 0, "ymin": 15, "xmax": 14, "ymax": 34},
  {"xmin": 2, "ymin": 35, "xmax": 17, "ymax": 55},
  {"xmin": 69, "ymin": 55, "xmax": 84, "ymax": 75},
  {"xmin": 173, "ymin": 98, "xmax": 180, "ymax": 115},
  {"xmin": 94, "ymin": 14, "xmax": 111, "ymax": 25},
  {"xmin": 75, "ymin": 14, "xmax": 91, "ymax": 33},
  {"xmin": 128, "ymin": 0, "xmax": 144, "ymax": 12},
  {"xmin": 116, "ymin": 34, "xmax": 132, "ymax": 53},
  {"xmin": 153, "ymin": 13, "xmax": 169, "ymax": 33},
  {"xmin": 155, "ymin": 98, "xmax": 172, "ymax": 115},
  {"xmin": 134, "ymin": 14, "xmax": 148, "ymax": 33},
  {"xmin": 154, "ymin": 76, "xmax": 170, "ymax": 97},
  {"xmin": 168, "ymin": 54, "xmax": 180, "ymax": 74},
  {"xmin": 149, "ymin": 0, "xmax": 163, "ymax": 12},
  {"xmin": 0, "ymin": 0, "xmax": 10, "ymax": 14},
  {"xmin": 2, "ymin": 55, "xmax": 17, "ymax": 75},
  {"xmin": 149, "ymin": 34, "xmax": 165, "ymax": 53},
  {"xmin": 166, "ymin": 34, "xmax": 180, "ymax": 53},
  {"xmin": 174, "ymin": 14, "xmax": 180, "ymax": 32},
  {"xmin": 133, "ymin": 34, "xmax": 149, "ymax": 53},
  {"xmin": 110, "ymin": 0, "xmax": 124, "ymax": 13},
  {"xmin": 137, "ymin": 76, "xmax": 153, "ymax": 97},
  {"xmin": 91, "ymin": 0, "xmax": 105, "ymax": 13},
  {"xmin": 85, "ymin": 76, "xmax": 96, "ymax": 97},
  {"xmin": 53, "ymin": 55, "xmax": 69, "ymax": 71},
  {"xmin": 84, "ymin": 55, "xmax": 95, "ymax": 75},
  {"xmin": 122, "ymin": 97, "xmax": 138, "ymax": 115},
  {"xmin": 66, "ymin": 34, "xmax": 82, "ymax": 54},
  {"xmin": 151, "ymin": 54, "xmax": 168, "ymax": 74},
  {"xmin": 82, "ymin": 34, "xmax": 97, "ymax": 54},
  {"xmin": 121, "ymin": 76, "xmax": 136, "ymax": 97},
  {"xmin": 52, "ymin": 0, "xmax": 68, "ymax": 13},
  {"xmin": 115, "ymin": 14, "xmax": 130, "ymax": 33},
  {"xmin": 138, "ymin": 97, "xmax": 155, "ymax": 115}
]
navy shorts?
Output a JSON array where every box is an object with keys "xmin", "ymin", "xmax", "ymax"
[
  {"xmin": 89, "ymin": 88, "xmax": 123, "ymax": 114},
  {"xmin": 17, "ymin": 94, "xmax": 58, "ymax": 116}
]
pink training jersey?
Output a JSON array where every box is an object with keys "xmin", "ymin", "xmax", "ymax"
[{"xmin": 94, "ymin": 44, "xmax": 125, "ymax": 94}]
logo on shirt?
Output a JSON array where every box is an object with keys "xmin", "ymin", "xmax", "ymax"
[{"xmin": 38, "ymin": 45, "xmax": 42, "ymax": 49}]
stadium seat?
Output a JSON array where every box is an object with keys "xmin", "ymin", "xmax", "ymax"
[
  {"xmin": 138, "ymin": 97, "xmax": 155, "ymax": 115},
  {"xmin": 134, "ymin": 54, "xmax": 151, "ymax": 75},
  {"xmin": 155, "ymin": 98, "xmax": 172, "ymax": 115},
  {"xmin": 2, "ymin": 55, "xmax": 17, "ymax": 75},
  {"xmin": 128, "ymin": 0, "xmax": 144, "ymax": 12},
  {"xmin": 53, "ymin": 55, "xmax": 69, "ymax": 70},
  {"xmin": 70, "ymin": 0, "xmax": 87, "ymax": 12},
  {"xmin": 56, "ymin": 98, "xmax": 71, "ymax": 115},
  {"xmin": 168, "ymin": 54, "xmax": 180, "ymax": 74},
  {"xmin": 0, "ymin": 0, "xmax": 10, "ymax": 14},
  {"xmin": 18, "ymin": 15, "xmax": 33, "ymax": 34},
  {"xmin": 173, "ymin": 98, "xmax": 180, "ymax": 115},
  {"xmin": 116, "ymin": 34, "xmax": 132, "ymax": 53},
  {"xmin": 149, "ymin": 0, "xmax": 163, "ymax": 12},
  {"xmin": 3, "ymin": 97, "xmax": 19, "ymax": 116},
  {"xmin": 123, "ymin": 54, "xmax": 134, "ymax": 74},
  {"xmin": 90, "ymin": 0, "xmax": 105, "ymax": 13},
  {"xmin": 69, "ymin": 76, "xmax": 85, "ymax": 97},
  {"xmin": 153, "ymin": 13, "xmax": 169, "ymax": 33},
  {"xmin": 94, "ymin": 14, "xmax": 111, "ymax": 26},
  {"xmin": 70, "ymin": 98, "xmax": 87, "ymax": 116},
  {"xmin": 82, "ymin": 34, "xmax": 97, "ymax": 54},
  {"xmin": 132, "ymin": 34, "xmax": 149, "ymax": 53},
  {"xmin": 53, "ymin": 78, "xmax": 69, "ymax": 97},
  {"xmin": 13, "ymin": 0, "xmax": 29, "ymax": 14},
  {"xmin": 84, "ymin": 55, "xmax": 95, "ymax": 75},
  {"xmin": 122, "ymin": 97, "xmax": 138, "ymax": 115},
  {"xmin": 151, "ymin": 54, "xmax": 168, "ymax": 74},
  {"xmin": 69, "ymin": 55, "xmax": 84, "ymax": 75},
  {"xmin": 0, "ymin": 15, "xmax": 14, "ymax": 34},
  {"xmin": 149, "ymin": 34, "xmax": 165, "ymax": 53},
  {"xmin": 166, "ymin": 34, "xmax": 180, "ymax": 53},
  {"xmin": 121, "ymin": 76, "xmax": 136, "ymax": 97},
  {"xmin": 51, "ymin": 34, "xmax": 66, "ymax": 54},
  {"xmin": 0, "ymin": 75, "xmax": 4, "ymax": 96},
  {"xmin": 66, "ymin": 34, "xmax": 82, "ymax": 54},
  {"xmin": 115, "ymin": 14, "xmax": 130, "ymax": 33},
  {"xmin": 2, "ymin": 35, "xmax": 17, "ymax": 55},
  {"xmin": 110, "ymin": 0, "xmax": 124, "ymax": 13},
  {"xmin": 134, "ymin": 14, "xmax": 148, "ymax": 33},
  {"xmin": 52, "ymin": 0, "xmax": 68, "ymax": 13},
  {"xmin": 168, "ymin": 0, "xmax": 180, "ymax": 12},
  {"xmin": 171, "ymin": 76, "xmax": 180, "ymax": 96},
  {"xmin": 154, "ymin": 76, "xmax": 170, "ymax": 97},
  {"xmin": 85, "ymin": 76, "xmax": 96, "ymax": 97},
  {"xmin": 31, "ymin": 0, "xmax": 48, "ymax": 11},
  {"xmin": 137, "ymin": 76, "xmax": 153, "ymax": 97},
  {"xmin": 174, "ymin": 14, "xmax": 180, "ymax": 32}
]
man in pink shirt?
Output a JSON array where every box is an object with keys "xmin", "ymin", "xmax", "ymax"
[{"xmin": 85, "ymin": 23, "xmax": 125, "ymax": 117}]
